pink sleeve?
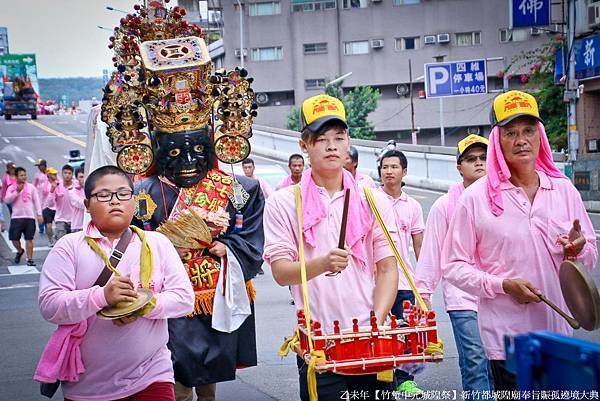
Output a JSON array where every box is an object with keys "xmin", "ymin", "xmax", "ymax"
[
  {"xmin": 415, "ymin": 203, "xmax": 446, "ymax": 296},
  {"xmin": 143, "ymin": 235, "xmax": 195, "ymax": 319},
  {"xmin": 441, "ymin": 202, "xmax": 505, "ymax": 299},
  {"xmin": 371, "ymin": 195, "xmax": 398, "ymax": 263},
  {"xmin": 54, "ymin": 183, "xmax": 66, "ymax": 199},
  {"xmin": 4, "ymin": 185, "xmax": 18, "ymax": 204},
  {"xmin": 262, "ymin": 197, "xmax": 299, "ymax": 264},
  {"xmin": 32, "ymin": 185, "xmax": 42, "ymax": 216},
  {"xmin": 38, "ymin": 239, "xmax": 108, "ymax": 325},
  {"xmin": 410, "ymin": 199, "xmax": 425, "ymax": 235},
  {"xmin": 260, "ymin": 178, "xmax": 273, "ymax": 199},
  {"xmin": 69, "ymin": 189, "xmax": 85, "ymax": 210}
]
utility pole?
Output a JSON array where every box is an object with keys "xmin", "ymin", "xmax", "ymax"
[
  {"xmin": 408, "ymin": 59, "xmax": 416, "ymax": 137},
  {"xmin": 236, "ymin": 0, "xmax": 244, "ymax": 68},
  {"xmin": 566, "ymin": 0, "xmax": 578, "ymax": 179}
]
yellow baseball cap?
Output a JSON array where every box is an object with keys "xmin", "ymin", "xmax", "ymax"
[
  {"xmin": 457, "ymin": 134, "xmax": 489, "ymax": 163},
  {"xmin": 490, "ymin": 90, "xmax": 543, "ymax": 127},
  {"xmin": 35, "ymin": 159, "xmax": 47, "ymax": 166},
  {"xmin": 46, "ymin": 167, "xmax": 58, "ymax": 175},
  {"xmin": 300, "ymin": 94, "xmax": 347, "ymax": 133}
]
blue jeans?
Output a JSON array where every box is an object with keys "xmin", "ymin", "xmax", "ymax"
[
  {"xmin": 391, "ymin": 290, "xmax": 416, "ymax": 386},
  {"xmin": 448, "ymin": 310, "xmax": 492, "ymax": 392}
]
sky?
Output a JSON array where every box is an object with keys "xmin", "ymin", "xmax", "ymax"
[{"xmin": 0, "ymin": 0, "xmax": 141, "ymax": 78}]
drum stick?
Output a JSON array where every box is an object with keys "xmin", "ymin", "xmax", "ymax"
[
  {"xmin": 539, "ymin": 294, "xmax": 580, "ymax": 330},
  {"xmin": 326, "ymin": 188, "xmax": 350, "ymax": 277}
]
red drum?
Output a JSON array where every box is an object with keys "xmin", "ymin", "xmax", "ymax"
[{"xmin": 297, "ymin": 300, "xmax": 444, "ymax": 375}]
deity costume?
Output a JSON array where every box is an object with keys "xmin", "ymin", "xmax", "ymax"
[{"xmin": 99, "ymin": 0, "xmax": 264, "ymax": 390}]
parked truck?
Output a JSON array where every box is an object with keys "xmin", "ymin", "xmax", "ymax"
[
  {"xmin": 0, "ymin": 53, "xmax": 39, "ymax": 120},
  {"xmin": 3, "ymin": 80, "xmax": 36, "ymax": 120}
]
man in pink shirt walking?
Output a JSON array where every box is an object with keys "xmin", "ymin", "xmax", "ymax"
[
  {"xmin": 69, "ymin": 168, "xmax": 85, "ymax": 232},
  {"xmin": 48, "ymin": 164, "xmax": 75, "ymax": 242},
  {"xmin": 264, "ymin": 94, "xmax": 399, "ymax": 400},
  {"xmin": 441, "ymin": 91, "xmax": 598, "ymax": 391},
  {"xmin": 275, "ymin": 154, "xmax": 305, "ymax": 190},
  {"xmin": 1, "ymin": 161, "xmax": 17, "ymax": 215},
  {"xmin": 5, "ymin": 166, "xmax": 43, "ymax": 266},
  {"xmin": 415, "ymin": 134, "xmax": 492, "ymax": 392},
  {"xmin": 34, "ymin": 159, "xmax": 49, "ymax": 234},
  {"xmin": 242, "ymin": 158, "xmax": 273, "ymax": 199},
  {"xmin": 37, "ymin": 166, "xmax": 194, "ymax": 401},
  {"xmin": 41, "ymin": 168, "xmax": 59, "ymax": 246},
  {"xmin": 344, "ymin": 145, "xmax": 377, "ymax": 189},
  {"xmin": 377, "ymin": 149, "xmax": 425, "ymax": 395}
]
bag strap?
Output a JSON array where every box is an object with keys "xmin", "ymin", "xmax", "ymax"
[{"xmin": 92, "ymin": 228, "xmax": 133, "ymax": 287}]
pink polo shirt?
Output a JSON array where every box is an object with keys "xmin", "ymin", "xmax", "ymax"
[
  {"xmin": 252, "ymin": 175, "xmax": 273, "ymax": 199},
  {"xmin": 34, "ymin": 171, "xmax": 49, "ymax": 211},
  {"xmin": 38, "ymin": 222, "xmax": 194, "ymax": 401},
  {"xmin": 4, "ymin": 182, "xmax": 42, "ymax": 219},
  {"xmin": 263, "ymin": 184, "xmax": 398, "ymax": 334},
  {"xmin": 48, "ymin": 180, "xmax": 74, "ymax": 223},
  {"xmin": 379, "ymin": 189, "xmax": 425, "ymax": 291},
  {"xmin": 441, "ymin": 171, "xmax": 598, "ymax": 360},
  {"xmin": 356, "ymin": 172, "xmax": 377, "ymax": 189},
  {"xmin": 69, "ymin": 184, "xmax": 85, "ymax": 230},
  {"xmin": 41, "ymin": 181, "xmax": 57, "ymax": 210},
  {"xmin": 415, "ymin": 192, "xmax": 478, "ymax": 312}
]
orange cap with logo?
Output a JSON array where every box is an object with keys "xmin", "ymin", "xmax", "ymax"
[
  {"xmin": 300, "ymin": 94, "xmax": 348, "ymax": 133},
  {"xmin": 490, "ymin": 90, "xmax": 543, "ymax": 127},
  {"xmin": 457, "ymin": 134, "xmax": 489, "ymax": 163}
]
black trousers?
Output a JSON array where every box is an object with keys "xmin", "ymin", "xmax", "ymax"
[
  {"xmin": 297, "ymin": 357, "xmax": 394, "ymax": 401},
  {"xmin": 489, "ymin": 360, "xmax": 517, "ymax": 395}
]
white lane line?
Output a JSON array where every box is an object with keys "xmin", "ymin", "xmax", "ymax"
[
  {"xmin": 26, "ymin": 156, "xmax": 36, "ymax": 164},
  {"xmin": 1, "ymin": 231, "xmax": 51, "ymax": 252},
  {"xmin": 7, "ymin": 265, "xmax": 39, "ymax": 275},
  {"xmin": 1, "ymin": 159, "xmax": 7, "ymax": 164},
  {"xmin": 2, "ymin": 137, "xmax": 9, "ymax": 144},
  {"xmin": 80, "ymin": 120, "xmax": 86, "ymax": 124}
]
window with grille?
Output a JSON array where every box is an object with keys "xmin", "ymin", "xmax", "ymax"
[
  {"xmin": 499, "ymin": 28, "xmax": 529, "ymax": 43},
  {"xmin": 292, "ymin": 0, "xmax": 336, "ymax": 12},
  {"xmin": 344, "ymin": 40, "xmax": 369, "ymax": 55},
  {"xmin": 305, "ymin": 79, "xmax": 326, "ymax": 90},
  {"xmin": 455, "ymin": 31, "xmax": 481, "ymax": 46},
  {"xmin": 303, "ymin": 43, "xmax": 328, "ymax": 54},
  {"xmin": 342, "ymin": 0, "xmax": 368, "ymax": 9},
  {"xmin": 394, "ymin": 36, "xmax": 420, "ymax": 51},
  {"xmin": 249, "ymin": 2, "xmax": 281, "ymax": 16},
  {"xmin": 251, "ymin": 46, "xmax": 283, "ymax": 61}
]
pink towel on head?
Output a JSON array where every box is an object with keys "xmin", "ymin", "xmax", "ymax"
[
  {"xmin": 34, "ymin": 320, "xmax": 87, "ymax": 384},
  {"xmin": 486, "ymin": 122, "xmax": 566, "ymax": 216},
  {"xmin": 300, "ymin": 168, "xmax": 372, "ymax": 270},
  {"xmin": 446, "ymin": 182, "xmax": 465, "ymax": 223}
]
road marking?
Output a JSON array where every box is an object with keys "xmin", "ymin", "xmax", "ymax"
[
  {"xmin": 1, "ymin": 231, "xmax": 51, "ymax": 252},
  {"xmin": 27, "ymin": 120, "xmax": 86, "ymax": 147},
  {"xmin": 0, "ymin": 282, "xmax": 39, "ymax": 289},
  {"xmin": 7, "ymin": 265, "xmax": 39, "ymax": 275},
  {"xmin": 2, "ymin": 137, "xmax": 9, "ymax": 144},
  {"xmin": 26, "ymin": 156, "xmax": 36, "ymax": 164},
  {"xmin": 80, "ymin": 120, "xmax": 86, "ymax": 124}
]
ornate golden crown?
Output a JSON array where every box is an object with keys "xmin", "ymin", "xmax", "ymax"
[{"xmin": 101, "ymin": 1, "xmax": 258, "ymax": 175}]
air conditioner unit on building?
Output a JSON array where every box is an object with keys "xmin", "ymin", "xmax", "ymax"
[
  {"xmin": 396, "ymin": 84, "xmax": 410, "ymax": 97},
  {"xmin": 424, "ymin": 35, "xmax": 436, "ymax": 45},
  {"xmin": 530, "ymin": 27, "xmax": 542, "ymax": 35},
  {"xmin": 234, "ymin": 48, "xmax": 247, "ymax": 58},
  {"xmin": 255, "ymin": 92, "xmax": 269, "ymax": 105},
  {"xmin": 588, "ymin": 2, "xmax": 600, "ymax": 27},
  {"xmin": 371, "ymin": 39, "xmax": 384, "ymax": 49},
  {"xmin": 437, "ymin": 33, "xmax": 450, "ymax": 44}
]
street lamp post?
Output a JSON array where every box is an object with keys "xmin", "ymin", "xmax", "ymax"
[
  {"xmin": 235, "ymin": 0, "xmax": 244, "ymax": 69},
  {"xmin": 97, "ymin": 25, "xmax": 113, "ymax": 31},
  {"xmin": 106, "ymin": 6, "xmax": 128, "ymax": 14}
]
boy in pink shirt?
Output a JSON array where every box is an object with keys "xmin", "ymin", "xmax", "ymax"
[
  {"xmin": 69, "ymin": 168, "xmax": 85, "ymax": 232},
  {"xmin": 37, "ymin": 165, "xmax": 194, "ymax": 401},
  {"xmin": 441, "ymin": 91, "xmax": 598, "ymax": 391},
  {"xmin": 264, "ymin": 94, "xmax": 399, "ymax": 401},
  {"xmin": 48, "ymin": 164, "xmax": 75, "ymax": 241},
  {"xmin": 5, "ymin": 167, "xmax": 43, "ymax": 266},
  {"xmin": 34, "ymin": 159, "xmax": 49, "ymax": 234},
  {"xmin": 41, "ymin": 168, "xmax": 59, "ymax": 245},
  {"xmin": 415, "ymin": 134, "xmax": 491, "ymax": 392},
  {"xmin": 378, "ymin": 149, "xmax": 425, "ymax": 396},
  {"xmin": 2, "ymin": 161, "xmax": 17, "ymax": 215},
  {"xmin": 343, "ymin": 145, "xmax": 378, "ymax": 189},
  {"xmin": 242, "ymin": 158, "xmax": 273, "ymax": 199}
]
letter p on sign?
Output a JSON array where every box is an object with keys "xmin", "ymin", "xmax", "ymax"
[{"xmin": 427, "ymin": 66, "xmax": 450, "ymax": 96}]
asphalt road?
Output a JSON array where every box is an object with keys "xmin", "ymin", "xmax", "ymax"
[{"xmin": 0, "ymin": 114, "xmax": 598, "ymax": 401}]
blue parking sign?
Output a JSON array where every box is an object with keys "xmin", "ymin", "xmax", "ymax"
[{"xmin": 425, "ymin": 59, "xmax": 487, "ymax": 98}]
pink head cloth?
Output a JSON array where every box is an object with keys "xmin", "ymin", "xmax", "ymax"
[
  {"xmin": 485, "ymin": 122, "xmax": 565, "ymax": 216},
  {"xmin": 300, "ymin": 168, "xmax": 372, "ymax": 270}
]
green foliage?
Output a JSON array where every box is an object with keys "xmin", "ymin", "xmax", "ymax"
[
  {"xmin": 286, "ymin": 106, "xmax": 301, "ymax": 131},
  {"xmin": 287, "ymin": 82, "xmax": 381, "ymax": 140},
  {"xmin": 38, "ymin": 77, "xmax": 104, "ymax": 103},
  {"xmin": 507, "ymin": 39, "xmax": 567, "ymax": 151}
]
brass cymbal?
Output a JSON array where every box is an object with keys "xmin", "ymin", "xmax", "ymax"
[{"xmin": 97, "ymin": 288, "xmax": 154, "ymax": 320}]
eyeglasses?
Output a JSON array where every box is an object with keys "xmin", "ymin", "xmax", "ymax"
[
  {"xmin": 461, "ymin": 155, "xmax": 487, "ymax": 163},
  {"xmin": 89, "ymin": 190, "xmax": 134, "ymax": 202}
]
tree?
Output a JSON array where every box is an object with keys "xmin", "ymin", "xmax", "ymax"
[
  {"xmin": 286, "ymin": 82, "xmax": 381, "ymax": 140},
  {"xmin": 505, "ymin": 38, "xmax": 567, "ymax": 151}
]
